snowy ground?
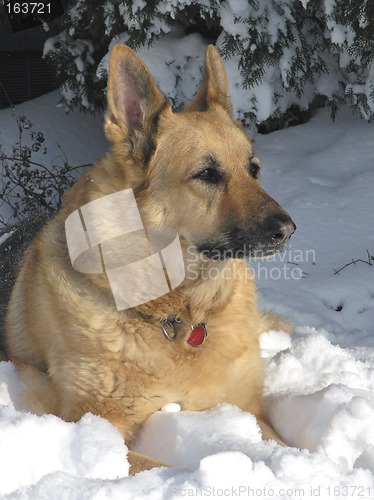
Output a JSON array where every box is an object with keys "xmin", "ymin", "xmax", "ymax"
[{"xmin": 0, "ymin": 88, "xmax": 374, "ymax": 498}]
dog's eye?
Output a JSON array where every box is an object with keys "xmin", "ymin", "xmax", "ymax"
[
  {"xmin": 249, "ymin": 161, "xmax": 260, "ymax": 179},
  {"xmin": 193, "ymin": 167, "xmax": 223, "ymax": 184}
]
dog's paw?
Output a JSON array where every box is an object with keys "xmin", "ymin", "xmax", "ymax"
[
  {"xmin": 260, "ymin": 310, "xmax": 293, "ymax": 336},
  {"xmin": 128, "ymin": 450, "xmax": 169, "ymax": 475}
]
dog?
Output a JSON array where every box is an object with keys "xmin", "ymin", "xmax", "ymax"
[{"xmin": 4, "ymin": 44, "xmax": 295, "ymax": 474}]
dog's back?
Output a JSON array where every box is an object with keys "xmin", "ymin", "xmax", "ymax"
[{"xmin": 0, "ymin": 216, "xmax": 47, "ymax": 358}]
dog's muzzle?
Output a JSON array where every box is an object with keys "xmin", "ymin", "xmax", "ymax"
[{"xmin": 197, "ymin": 213, "xmax": 296, "ymax": 260}]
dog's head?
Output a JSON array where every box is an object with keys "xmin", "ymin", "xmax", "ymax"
[{"xmin": 104, "ymin": 44, "xmax": 295, "ymax": 260}]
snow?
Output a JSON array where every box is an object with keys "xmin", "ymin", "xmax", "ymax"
[
  {"xmin": 0, "ymin": 93, "xmax": 108, "ymax": 170},
  {"xmin": 1, "ymin": 80, "xmax": 374, "ymax": 497},
  {"xmin": 0, "ymin": 403, "xmax": 129, "ymax": 495},
  {"xmin": 0, "ymin": 230, "xmax": 15, "ymax": 247},
  {"xmin": 220, "ymin": 0, "xmax": 249, "ymax": 39}
]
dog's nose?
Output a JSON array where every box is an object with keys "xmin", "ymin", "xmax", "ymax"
[{"xmin": 267, "ymin": 215, "xmax": 296, "ymax": 245}]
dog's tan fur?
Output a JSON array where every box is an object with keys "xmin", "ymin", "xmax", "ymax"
[{"xmin": 5, "ymin": 45, "xmax": 294, "ymax": 473}]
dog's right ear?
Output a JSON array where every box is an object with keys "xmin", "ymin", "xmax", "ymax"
[
  {"xmin": 105, "ymin": 45, "xmax": 169, "ymax": 144},
  {"xmin": 184, "ymin": 45, "xmax": 232, "ymax": 116}
]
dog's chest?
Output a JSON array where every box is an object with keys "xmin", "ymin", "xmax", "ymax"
[{"xmin": 97, "ymin": 312, "xmax": 263, "ymax": 415}]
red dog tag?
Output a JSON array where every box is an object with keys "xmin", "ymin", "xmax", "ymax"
[{"xmin": 187, "ymin": 323, "xmax": 208, "ymax": 347}]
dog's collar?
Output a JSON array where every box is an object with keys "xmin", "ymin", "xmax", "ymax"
[{"xmin": 161, "ymin": 314, "xmax": 208, "ymax": 347}]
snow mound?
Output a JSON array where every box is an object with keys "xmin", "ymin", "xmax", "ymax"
[
  {"xmin": 265, "ymin": 332, "xmax": 374, "ymax": 471},
  {"xmin": 1, "ymin": 328, "xmax": 374, "ymax": 498},
  {"xmin": 0, "ymin": 363, "xmax": 129, "ymax": 495}
]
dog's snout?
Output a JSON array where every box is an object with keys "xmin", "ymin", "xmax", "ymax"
[
  {"xmin": 267, "ymin": 215, "xmax": 296, "ymax": 245},
  {"xmin": 274, "ymin": 220, "xmax": 296, "ymax": 243}
]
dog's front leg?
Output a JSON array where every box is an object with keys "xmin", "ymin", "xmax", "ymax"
[
  {"xmin": 127, "ymin": 450, "xmax": 169, "ymax": 475},
  {"xmin": 257, "ymin": 416, "xmax": 286, "ymax": 446}
]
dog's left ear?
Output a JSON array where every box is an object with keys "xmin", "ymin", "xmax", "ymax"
[
  {"xmin": 185, "ymin": 45, "xmax": 232, "ymax": 116},
  {"xmin": 105, "ymin": 45, "xmax": 169, "ymax": 144}
]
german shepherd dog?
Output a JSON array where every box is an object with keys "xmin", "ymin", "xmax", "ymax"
[{"xmin": 4, "ymin": 45, "xmax": 295, "ymax": 474}]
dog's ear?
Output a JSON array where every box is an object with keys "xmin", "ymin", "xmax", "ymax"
[
  {"xmin": 105, "ymin": 45, "xmax": 169, "ymax": 144},
  {"xmin": 185, "ymin": 45, "xmax": 232, "ymax": 115}
]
